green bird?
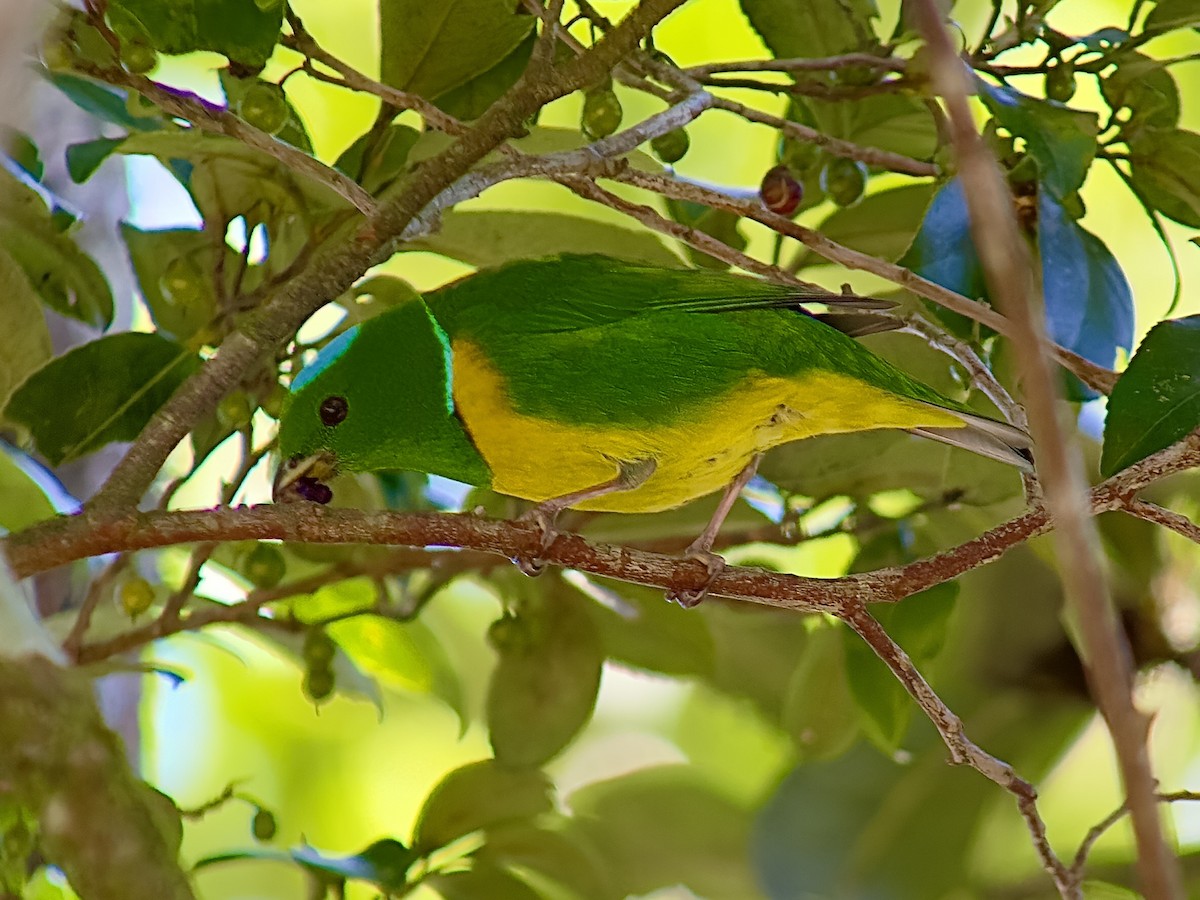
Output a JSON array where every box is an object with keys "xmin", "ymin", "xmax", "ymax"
[{"xmin": 274, "ymin": 254, "xmax": 1032, "ymax": 603}]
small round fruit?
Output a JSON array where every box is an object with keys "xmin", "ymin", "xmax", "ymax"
[
  {"xmin": 237, "ymin": 82, "xmax": 289, "ymax": 135},
  {"xmin": 1045, "ymin": 62, "xmax": 1076, "ymax": 104},
  {"xmin": 778, "ymin": 137, "xmax": 821, "ymax": 173},
  {"xmin": 120, "ymin": 576, "xmax": 156, "ymax": 618},
  {"xmin": 121, "ymin": 39, "xmax": 157, "ymax": 75},
  {"xmin": 651, "ymin": 128, "xmax": 689, "ymax": 164},
  {"xmin": 302, "ymin": 628, "xmax": 337, "ymax": 667},
  {"xmin": 160, "ymin": 255, "xmax": 207, "ymax": 307},
  {"xmin": 304, "ymin": 665, "xmax": 335, "ymax": 703},
  {"xmin": 486, "ymin": 615, "xmax": 528, "ymax": 653},
  {"xmin": 760, "ymin": 164, "xmax": 804, "ymax": 216},
  {"xmin": 243, "ymin": 543, "xmax": 286, "ymax": 589},
  {"xmin": 218, "ymin": 391, "xmax": 255, "ymax": 431},
  {"xmin": 251, "ymin": 807, "xmax": 277, "ymax": 842},
  {"xmin": 581, "ymin": 88, "xmax": 622, "ymax": 140},
  {"xmin": 821, "ymin": 157, "xmax": 868, "ymax": 207}
]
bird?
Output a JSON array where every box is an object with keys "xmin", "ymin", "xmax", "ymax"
[{"xmin": 274, "ymin": 254, "xmax": 1032, "ymax": 605}]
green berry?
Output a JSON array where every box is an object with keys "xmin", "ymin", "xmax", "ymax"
[
  {"xmin": 581, "ymin": 88, "xmax": 622, "ymax": 140},
  {"xmin": 243, "ymin": 543, "xmax": 286, "ymax": 589},
  {"xmin": 304, "ymin": 664, "xmax": 335, "ymax": 703},
  {"xmin": 160, "ymin": 255, "xmax": 207, "ymax": 307},
  {"xmin": 251, "ymin": 807, "xmax": 277, "ymax": 841},
  {"xmin": 120, "ymin": 577, "xmax": 155, "ymax": 618},
  {"xmin": 1045, "ymin": 62, "xmax": 1076, "ymax": 104},
  {"xmin": 302, "ymin": 628, "xmax": 337, "ymax": 667},
  {"xmin": 237, "ymin": 82, "xmax": 289, "ymax": 135},
  {"xmin": 778, "ymin": 137, "xmax": 821, "ymax": 173},
  {"xmin": 121, "ymin": 39, "xmax": 158, "ymax": 75},
  {"xmin": 217, "ymin": 391, "xmax": 255, "ymax": 432},
  {"xmin": 650, "ymin": 128, "xmax": 690, "ymax": 164},
  {"xmin": 820, "ymin": 157, "xmax": 868, "ymax": 207},
  {"xmin": 486, "ymin": 615, "xmax": 529, "ymax": 653}
]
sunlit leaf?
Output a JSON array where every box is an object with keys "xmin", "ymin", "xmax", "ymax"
[
  {"xmin": 1100, "ymin": 53, "xmax": 1180, "ymax": 130},
  {"xmin": 4, "ymin": 333, "xmax": 199, "ymax": 465},
  {"xmin": 1101, "ymin": 315, "xmax": 1200, "ymax": 475},
  {"xmin": 740, "ymin": 0, "xmax": 879, "ymax": 59},
  {"xmin": 1128, "ymin": 128, "xmax": 1200, "ymax": 227},
  {"xmin": 476, "ymin": 822, "xmax": 616, "ymax": 900},
  {"xmin": 0, "ymin": 449, "xmax": 57, "ymax": 533},
  {"xmin": 1144, "ymin": 0, "xmax": 1200, "ymax": 31},
  {"xmin": 0, "ymin": 249, "xmax": 52, "ymax": 416},
  {"xmin": 108, "ymin": 0, "xmax": 284, "ymax": 69},
  {"xmin": 430, "ymin": 862, "xmax": 543, "ymax": 900},
  {"xmin": 435, "ymin": 31, "xmax": 534, "ymax": 121}
]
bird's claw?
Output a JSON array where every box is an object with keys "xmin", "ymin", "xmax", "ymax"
[
  {"xmin": 667, "ymin": 549, "xmax": 726, "ymax": 608},
  {"xmin": 513, "ymin": 506, "xmax": 560, "ymax": 578}
]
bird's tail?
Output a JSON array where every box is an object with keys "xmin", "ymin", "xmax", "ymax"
[{"xmin": 908, "ymin": 409, "xmax": 1035, "ymax": 472}]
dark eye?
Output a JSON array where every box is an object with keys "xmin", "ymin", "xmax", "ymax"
[{"xmin": 319, "ymin": 395, "xmax": 348, "ymax": 427}]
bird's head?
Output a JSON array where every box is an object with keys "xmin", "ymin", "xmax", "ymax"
[{"xmin": 273, "ymin": 301, "xmax": 487, "ymax": 504}]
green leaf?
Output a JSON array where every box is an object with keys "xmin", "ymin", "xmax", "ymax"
[
  {"xmin": 809, "ymin": 93, "xmax": 939, "ymax": 160},
  {"xmin": 41, "ymin": 72, "xmax": 163, "ymax": 133},
  {"xmin": 782, "ymin": 621, "xmax": 860, "ymax": 760},
  {"xmin": 431, "ymin": 862, "xmax": 543, "ymax": 900},
  {"xmin": 329, "ymin": 614, "xmax": 466, "ymax": 724},
  {"xmin": 0, "ymin": 249, "xmax": 52, "ymax": 416},
  {"xmin": 476, "ymin": 822, "xmax": 617, "ymax": 900},
  {"xmin": 196, "ymin": 839, "xmax": 418, "ymax": 890},
  {"xmin": 583, "ymin": 578, "xmax": 715, "ymax": 678},
  {"xmin": 4, "ymin": 129, "xmax": 43, "ymax": 181},
  {"xmin": 0, "ymin": 450, "xmax": 57, "ymax": 533},
  {"xmin": 1038, "ymin": 191, "xmax": 1134, "ymax": 373},
  {"xmin": 3, "ymin": 332, "xmax": 199, "ymax": 465},
  {"xmin": 844, "ymin": 584, "xmax": 957, "ymax": 751},
  {"xmin": 334, "ymin": 124, "xmax": 421, "ymax": 195},
  {"xmin": 565, "ymin": 766, "xmax": 757, "ymax": 898},
  {"xmin": 1101, "ymin": 315, "xmax": 1200, "ymax": 475},
  {"xmin": 65, "ymin": 138, "xmax": 126, "ymax": 184},
  {"xmin": 1128, "ymin": 128, "xmax": 1200, "ymax": 227},
  {"xmin": 434, "ymin": 30, "xmax": 534, "ymax": 121},
  {"xmin": 0, "ymin": 168, "xmax": 113, "ymax": 328},
  {"xmin": 1100, "ymin": 53, "xmax": 1180, "ymax": 130},
  {"xmin": 108, "ymin": 0, "xmax": 285, "ymax": 69},
  {"xmin": 740, "ymin": 0, "xmax": 879, "ymax": 59},
  {"xmin": 795, "ymin": 183, "xmax": 936, "ymax": 269},
  {"xmin": 121, "ymin": 225, "xmax": 219, "ymax": 344},
  {"xmin": 406, "ymin": 210, "xmax": 683, "ymax": 269},
  {"xmin": 1145, "ymin": 0, "xmax": 1200, "ymax": 31},
  {"xmin": 379, "ymin": 0, "xmax": 534, "ymax": 100},
  {"xmin": 412, "ymin": 760, "xmax": 553, "ymax": 854},
  {"xmin": 487, "ymin": 576, "xmax": 603, "ymax": 768},
  {"xmin": 665, "ymin": 199, "xmax": 746, "ymax": 269},
  {"xmin": 978, "ymin": 80, "xmax": 1098, "ymax": 199}
]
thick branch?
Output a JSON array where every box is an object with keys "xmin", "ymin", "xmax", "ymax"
[{"xmin": 908, "ymin": 2, "xmax": 1182, "ymax": 897}]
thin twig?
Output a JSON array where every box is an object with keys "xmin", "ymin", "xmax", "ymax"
[
  {"xmin": 1071, "ymin": 791, "xmax": 1200, "ymax": 878},
  {"xmin": 685, "ymin": 53, "xmax": 907, "ymax": 77},
  {"xmin": 908, "ymin": 2, "xmax": 1182, "ymax": 896},
  {"xmin": 1123, "ymin": 500, "xmax": 1200, "ymax": 544}
]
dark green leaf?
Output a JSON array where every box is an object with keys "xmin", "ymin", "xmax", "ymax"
[
  {"xmin": 406, "ymin": 210, "xmax": 683, "ymax": 269},
  {"xmin": 978, "ymin": 80, "xmax": 1098, "ymax": 199},
  {"xmin": 843, "ymin": 583, "xmax": 957, "ymax": 751},
  {"xmin": 108, "ymin": 0, "xmax": 284, "ymax": 69},
  {"xmin": 197, "ymin": 839, "xmax": 417, "ymax": 889},
  {"xmin": 740, "ymin": 0, "xmax": 878, "ymax": 59},
  {"xmin": 4, "ymin": 332, "xmax": 199, "ymax": 465},
  {"xmin": 476, "ymin": 822, "xmax": 617, "ymax": 900},
  {"xmin": 487, "ymin": 576, "xmax": 603, "ymax": 768},
  {"xmin": 1129, "ymin": 128, "xmax": 1200, "ymax": 227},
  {"xmin": 1145, "ymin": 0, "xmax": 1200, "ymax": 31},
  {"xmin": 0, "ymin": 168, "xmax": 113, "ymax": 328},
  {"xmin": 65, "ymin": 138, "xmax": 126, "ymax": 184},
  {"xmin": 40, "ymin": 72, "xmax": 163, "ymax": 132},
  {"xmin": 782, "ymin": 622, "xmax": 860, "ymax": 759},
  {"xmin": 412, "ymin": 760, "xmax": 553, "ymax": 853},
  {"xmin": 121, "ymin": 225, "xmax": 222, "ymax": 344},
  {"xmin": 334, "ymin": 124, "xmax": 421, "ymax": 195},
  {"xmin": 1101, "ymin": 315, "xmax": 1200, "ymax": 475},
  {"xmin": 3, "ymin": 129, "xmax": 44, "ymax": 181},
  {"xmin": 0, "ymin": 249, "xmax": 52, "ymax": 415},
  {"xmin": 566, "ymin": 766, "xmax": 757, "ymax": 899},
  {"xmin": 795, "ymin": 183, "xmax": 935, "ymax": 269},
  {"xmin": 1038, "ymin": 191, "xmax": 1133, "ymax": 372},
  {"xmin": 665, "ymin": 199, "xmax": 746, "ymax": 269},
  {"xmin": 379, "ymin": 0, "xmax": 534, "ymax": 100},
  {"xmin": 809, "ymin": 93, "xmax": 939, "ymax": 160},
  {"xmin": 431, "ymin": 862, "xmax": 543, "ymax": 900},
  {"xmin": 582, "ymin": 579, "xmax": 715, "ymax": 678},
  {"xmin": 434, "ymin": 30, "xmax": 534, "ymax": 121},
  {"xmin": 1101, "ymin": 53, "xmax": 1180, "ymax": 130}
]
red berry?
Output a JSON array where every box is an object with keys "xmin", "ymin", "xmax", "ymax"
[{"xmin": 760, "ymin": 165, "xmax": 804, "ymax": 216}]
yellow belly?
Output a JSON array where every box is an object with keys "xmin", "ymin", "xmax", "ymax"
[{"xmin": 451, "ymin": 340, "xmax": 964, "ymax": 513}]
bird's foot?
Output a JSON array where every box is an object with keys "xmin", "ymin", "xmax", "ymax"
[
  {"xmin": 513, "ymin": 505, "xmax": 560, "ymax": 577},
  {"xmin": 667, "ymin": 548, "xmax": 726, "ymax": 608}
]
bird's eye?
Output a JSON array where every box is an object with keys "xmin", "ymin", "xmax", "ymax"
[{"xmin": 319, "ymin": 395, "xmax": 348, "ymax": 427}]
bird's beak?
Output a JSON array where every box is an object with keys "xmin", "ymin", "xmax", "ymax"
[{"xmin": 272, "ymin": 451, "xmax": 338, "ymax": 504}]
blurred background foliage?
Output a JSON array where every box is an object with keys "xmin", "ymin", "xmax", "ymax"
[{"xmin": 4, "ymin": 0, "xmax": 1200, "ymax": 898}]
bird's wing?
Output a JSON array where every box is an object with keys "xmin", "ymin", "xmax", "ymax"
[{"xmin": 428, "ymin": 254, "xmax": 891, "ymax": 337}]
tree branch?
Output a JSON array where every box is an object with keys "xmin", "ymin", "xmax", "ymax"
[{"xmin": 907, "ymin": 2, "xmax": 1182, "ymax": 896}]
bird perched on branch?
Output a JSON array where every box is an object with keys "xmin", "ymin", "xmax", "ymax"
[{"xmin": 274, "ymin": 254, "xmax": 1032, "ymax": 604}]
